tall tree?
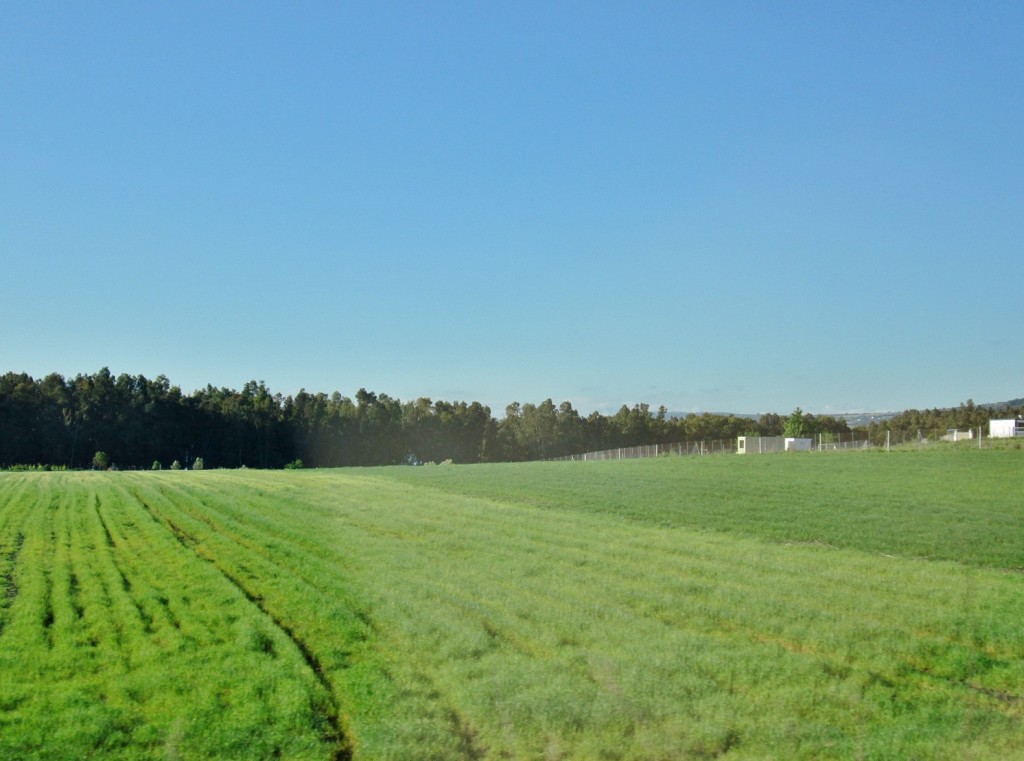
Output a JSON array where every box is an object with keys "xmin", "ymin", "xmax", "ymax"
[{"xmin": 783, "ymin": 408, "xmax": 811, "ymax": 438}]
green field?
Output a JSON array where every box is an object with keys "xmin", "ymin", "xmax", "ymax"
[{"xmin": 1, "ymin": 449, "xmax": 1023, "ymax": 759}]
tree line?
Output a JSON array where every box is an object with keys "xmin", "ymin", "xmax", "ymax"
[
  {"xmin": 863, "ymin": 399, "xmax": 1024, "ymax": 445},
  {"xmin": 1, "ymin": 369, "xmax": 1015, "ymax": 469}
]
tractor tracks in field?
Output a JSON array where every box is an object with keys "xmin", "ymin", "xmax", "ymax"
[
  {"xmin": 3, "ymin": 532, "xmax": 25, "ymax": 602},
  {"xmin": 130, "ymin": 489, "xmax": 353, "ymax": 761},
  {"xmin": 1, "ymin": 532, "xmax": 27, "ymax": 636}
]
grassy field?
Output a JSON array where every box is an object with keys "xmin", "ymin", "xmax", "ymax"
[{"xmin": 1, "ymin": 449, "xmax": 1022, "ymax": 759}]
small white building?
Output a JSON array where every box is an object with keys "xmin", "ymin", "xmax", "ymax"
[
  {"xmin": 941, "ymin": 429, "xmax": 975, "ymax": 442},
  {"xmin": 737, "ymin": 436, "xmax": 784, "ymax": 454},
  {"xmin": 737, "ymin": 436, "xmax": 812, "ymax": 454},
  {"xmin": 989, "ymin": 419, "xmax": 1024, "ymax": 438}
]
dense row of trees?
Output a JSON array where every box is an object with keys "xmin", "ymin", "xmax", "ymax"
[{"xmin": 1, "ymin": 370, "xmax": 1017, "ymax": 469}]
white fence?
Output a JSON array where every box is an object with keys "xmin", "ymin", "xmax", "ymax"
[
  {"xmin": 546, "ymin": 428, "xmax": 1018, "ymax": 462},
  {"xmin": 814, "ymin": 433, "xmax": 873, "ymax": 451},
  {"xmin": 550, "ymin": 433, "xmax": 875, "ymax": 462},
  {"xmin": 549, "ymin": 439, "xmax": 736, "ymax": 462}
]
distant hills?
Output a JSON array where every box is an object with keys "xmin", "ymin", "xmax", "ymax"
[
  {"xmin": 983, "ymin": 398, "xmax": 1024, "ymax": 411},
  {"xmin": 665, "ymin": 412, "xmax": 760, "ymax": 421},
  {"xmin": 666, "ymin": 411, "xmax": 897, "ymax": 427},
  {"xmin": 831, "ymin": 412, "xmax": 900, "ymax": 427}
]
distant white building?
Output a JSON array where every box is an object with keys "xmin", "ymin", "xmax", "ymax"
[
  {"xmin": 989, "ymin": 419, "xmax": 1024, "ymax": 438},
  {"xmin": 737, "ymin": 436, "xmax": 812, "ymax": 454},
  {"xmin": 941, "ymin": 429, "xmax": 974, "ymax": 442},
  {"xmin": 737, "ymin": 436, "xmax": 783, "ymax": 454}
]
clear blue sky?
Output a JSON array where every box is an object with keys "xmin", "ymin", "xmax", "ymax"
[{"xmin": 2, "ymin": 2, "xmax": 1021, "ymax": 415}]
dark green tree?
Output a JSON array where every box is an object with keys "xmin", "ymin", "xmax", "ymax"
[{"xmin": 783, "ymin": 408, "xmax": 810, "ymax": 438}]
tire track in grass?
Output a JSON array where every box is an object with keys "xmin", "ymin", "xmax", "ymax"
[
  {"xmin": 57, "ymin": 494, "xmax": 85, "ymax": 626},
  {"xmin": 137, "ymin": 474, "xmax": 484, "ymax": 761},
  {"xmin": 104, "ymin": 477, "xmax": 351, "ymax": 758},
  {"xmin": 39, "ymin": 495, "xmax": 59, "ymax": 649},
  {"xmin": 0, "ymin": 532, "xmax": 26, "ymax": 632},
  {"xmin": 177, "ymin": 473, "xmax": 493, "ymax": 760},
  {"xmin": 129, "ymin": 485, "xmax": 352, "ymax": 761},
  {"xmin": 87, "ymin": 476, "xmax": 352, "ymax": 758},
  {"xmin": 50, "ymin": 487, "xmax": 84, "ymax": 645}
]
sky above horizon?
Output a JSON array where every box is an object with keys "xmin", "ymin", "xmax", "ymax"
[{"xmin": 2, "ymin": 2, "xmax": 1022, "ymax": 416}]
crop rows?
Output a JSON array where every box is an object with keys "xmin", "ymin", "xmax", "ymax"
[{"xmin": 0, "ymin": 473, "xmax": 340, "ymax": 760}]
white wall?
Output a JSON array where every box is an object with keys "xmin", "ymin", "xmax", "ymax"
[
  {"xmin": 989, "ymin": 419, "xmax": 1024, "ymax": 438},
  {"xmin": 737, "ymin": 436, "xmax": 786, "ymax": 454}
]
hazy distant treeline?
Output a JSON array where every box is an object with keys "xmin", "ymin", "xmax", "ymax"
[
  {"xmin": 864, "ymin": 400, "xmax": 1022, "ymax": 443},
  {"xmin": 0, "ymin": 369, "xmax": 1012, "ymax": 469}
]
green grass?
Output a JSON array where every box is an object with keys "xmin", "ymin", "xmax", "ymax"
[
  {"xmin": 375, "ymin": 449, "xmax": 1024, "ymax": 569},
  {"xmin": 0, "ymin": 473, "xmax": 339, "ymax": 760},
  {"xmin": 1, "ymin": 449, "xmax": 1023, "ymax": 759}
]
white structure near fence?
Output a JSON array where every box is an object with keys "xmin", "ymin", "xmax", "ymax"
[
  {"xmin": 736, "ymin": 436, "xmax": 812, "ymax": 454},
  {"xmin": 551, "ymin": 432, "xmax": 870, "ymax": 462},
  {"xmin": 989, "ymin": 419, "xmax": 1024, "ymax": 438},
  {"xmin": 737, "ymin": 436, "xmax": 783, "ymax": 454},
  {"xmin": 549, "ymin": 440, "xmax": 735, "ymax": 461},
  {"xmin": 941, "ymin": 429, "xmax": 975, "ymax": 442}
]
